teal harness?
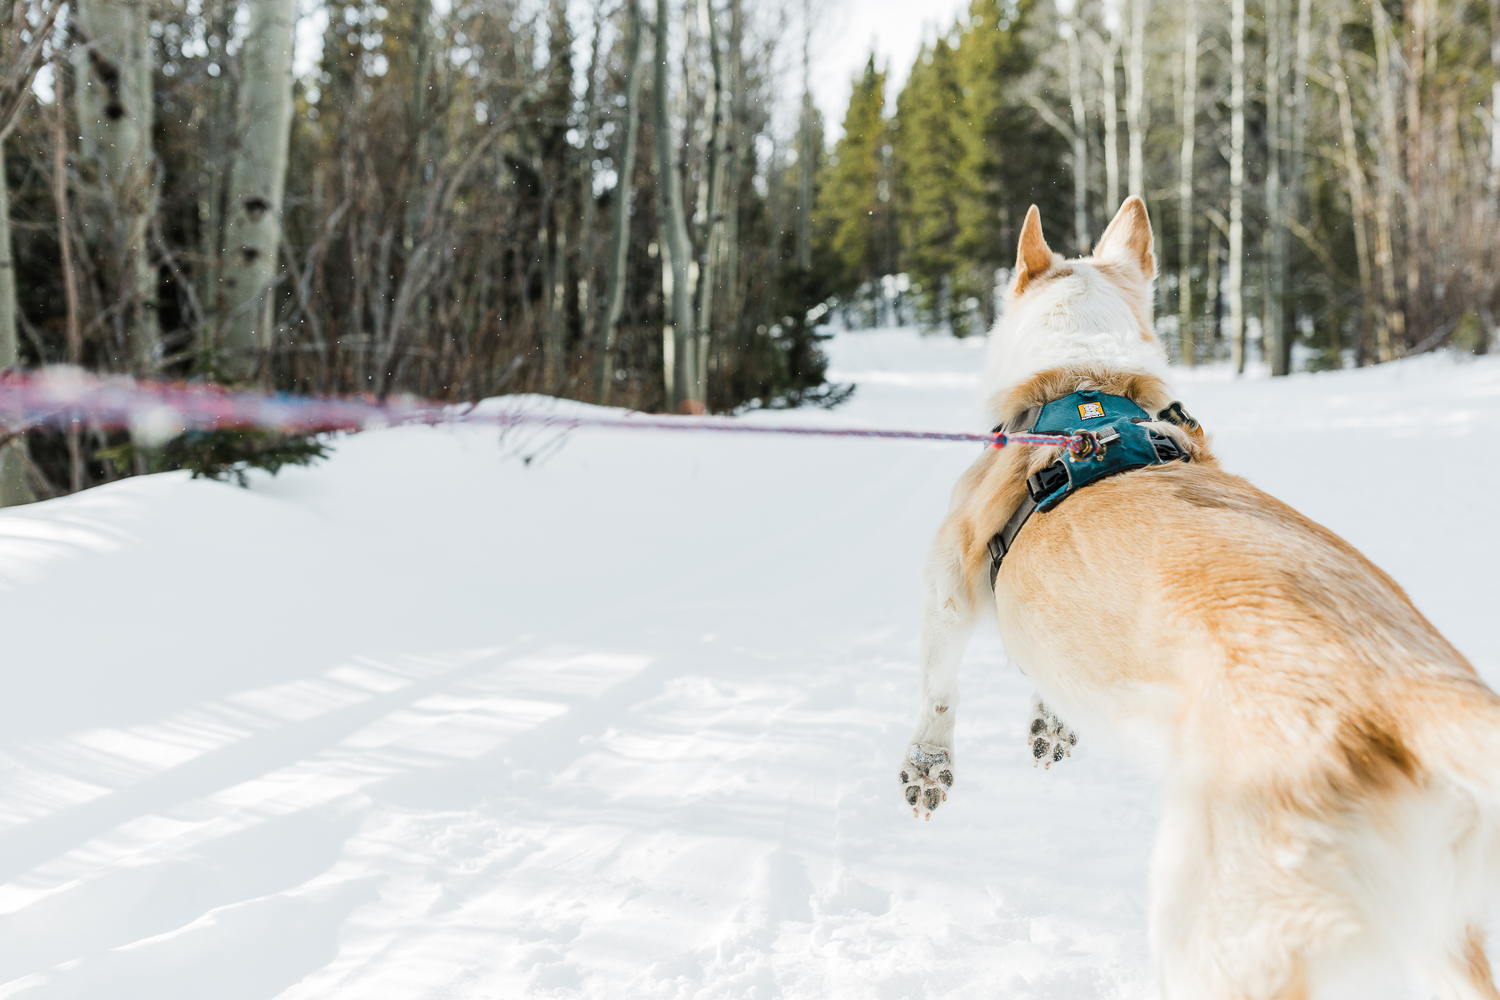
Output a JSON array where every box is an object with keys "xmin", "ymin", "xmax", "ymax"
[{"xmin": 987, "ymin": 391, "xmax": 1198, "ymax": 586}]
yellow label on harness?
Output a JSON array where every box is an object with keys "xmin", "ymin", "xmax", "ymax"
[{"xmin": 1077, "ymin": 402, "xmax": 1106, "ymax": 420}]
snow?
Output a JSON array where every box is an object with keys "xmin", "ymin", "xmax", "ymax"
[{"xmin": 0, "ymin": 330, "xmax": 1496, "ymax": 999}]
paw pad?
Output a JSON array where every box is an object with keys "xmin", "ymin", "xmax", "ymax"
[
  {"xmin": 1027, "ymin": 701, "xmax": 1078, "ymax": 770},
  {"xmin": 899, "ymin": 742, "xmax": 954, "ymax": 819}
]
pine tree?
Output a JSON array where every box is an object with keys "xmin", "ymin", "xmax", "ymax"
[
  {"xmin": 813, "ymin": 56, "xmax": 891, "ymax": 299},
  {"xmin": 894, "ymin": 38, "xmax": 974, "ymax": 333},
  {"xmin": 954, "ymin": 0, "xmax": 1066, "ymax": 325}
]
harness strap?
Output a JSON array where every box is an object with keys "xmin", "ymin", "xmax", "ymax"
[{"xmin": 986, "ymin": 395, "xmax": 1196, "ymax": 587}]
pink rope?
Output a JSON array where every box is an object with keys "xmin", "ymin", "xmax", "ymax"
[{"xmin": 0, "ymin": 369, "xmax": 1082, "ymax": 451}]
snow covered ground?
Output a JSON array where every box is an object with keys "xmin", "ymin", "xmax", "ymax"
[{"xmin": 0, "ymin": 330, "xmax": 1496, "ymax": 999}]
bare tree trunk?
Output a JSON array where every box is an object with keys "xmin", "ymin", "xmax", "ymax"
[
  {"xmin": 195, "ymin": 0, "xmax": 231, "ymax": 354},
  {"xmin": 1372, "ymin": 1, "xmax": 1402, "ymax": 361},
  {"xmin": 696, "ymin": 0, "xmax": 728, "ymax": 398},
  {"xmin": 1327, "ymin": 34, "xmax": 1375, "ymax": 367},
  {"xmin": 598, "ymin": 0, "xmax": 645, "ymax": 404},
  {"xmin": 579, "ymin": 5, "xmax": 604, "ymax": 387},
  {"xmin": 796, "ymin": 0, "xmax": 812, "ymax": 274},
  {"xmin": 1263, "ymin": 0, "xmax": 1287, "ymax": 375},
  {"xmin": 75, "ymin": 0, "xmax": 156, "ymax": 373},
  {"xmin": 0, "ymin": 136, "xmax": 30, "ymax": 505},
  {"xmin": 1488, "ymin": 0, "xmax": 1499, "ymax": 353},
  {"xmin": 1126, "ymin": 0, "xmax": 1147, "ymax": 197},
  {"xmin": 219, "ymin": 0, "xmax": 296, "ymax": 382},
  {"xmin": 54, "ymin": 50, "xmax": 83, "ymax": 492},
  {"xmin": 723, "ymin": 0, "xmax": 743, "ymax": 327},
  {"xmin": 1228, "ymin": 0, "xmax": 1246, "ymax": 373},
  {"xmin": 1066, "ymin": 13, "xmax": 1089, "ymax": 253},
  {"xmin": 1177, "ymin": 0, "xmax": 1196, "ymax": 364},
  {"xmin": 1401, "ymin": 0, "xmax": 1426, "ymax": 351},
  {"xmin": 654, "ymin": 0, "xmax": 697, "ymax": 411},
  {"xmin": 1097, "ymin": 28, "xmax": 1120, "ymax": 211}
]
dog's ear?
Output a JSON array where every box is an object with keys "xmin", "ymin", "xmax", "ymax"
[
  {"xmin": 1014, "ymin": 205, "xmax": 1053, "ymax": 292},
  {"xmin": 1093, "ymin": 196, "xmax": 1156, "ymax": 279}
]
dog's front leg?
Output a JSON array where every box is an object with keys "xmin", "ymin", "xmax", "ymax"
[{"xmin": 900, "ymin": 530, "xmax": 976, "ymax": 819}]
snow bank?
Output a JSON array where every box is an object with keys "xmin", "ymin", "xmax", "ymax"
[{"xmin": 0, "ymin": 333, "xmax": 1494, "ymax": 998}]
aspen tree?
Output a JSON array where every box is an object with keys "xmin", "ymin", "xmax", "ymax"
[
  {"xmin": 1126, "ymin": 0, "xmax": 1146, "ymax": 197},
  {"xmin": 696, "ymin": 0, "xmax": 727, "ymax": 393},
  {"xmin": 722, "ymin": 0, "xmax": 743, "ymax": 326},
  {"xmin": 0, "ymin": 0, "xmax": 59, "ymax": 504},
  {"xmin": 796, "ymin": 0, "xmax": 812, "ymax": 274},
  {"xmin": 654, "ymin": 0, "xmax": 698, "ymax": 411},
  {"xmin": 75, "ymin": 0, "xmax": 156, "ymax": 371},
  {"xmin": 1177, "ymin": 0, "xmax": 1196, "ymax": 364},
  {"xmin": 1228, "ymin": 0, "xmax": 1246, "ymax": 373},
  {"xmin": 1324, "ymin": 32, "xmax": 1375, "ymax": 365},
  {"xmin": 599, "ymin": 0, "xmax": 646, "ymax": 403},
  {"xmin": 1371, "ymin": 1, "xmax": 1402, "ymax": 360},
  {"xmin": 1402, "ymin": 0, "xmax": 1426, "ymax": 350},
  {"xmin": 1263, "ymin": 0, "xmax": 1287, "ymax": 375},
  {"xmin": 1094, "ymin": 26, "xmax": 1120, "ymax": 213},
  {"xmin": 1065, "ymin": 12, "xmax": 1089, "ymax": 253},
  {"xmin": 1488, "ymin": 0, "xmax": 1499, "ymax": 353},
  {"xmin": 219, "ymin": 0, "xmax": 297, "ymax": 382},
  {"xmin": 579, "ymin": 5, "xmax": 604, "ymax": 367}
]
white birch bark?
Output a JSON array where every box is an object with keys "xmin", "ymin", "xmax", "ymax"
[
  {"xmin": 1094, "ymin": 28, "xmax": 1120, "ymax": 212},
  {"xmin": 1493, "ymin": 0, "xmax": 1500, "ymax": 216},
  {"xmin": 75, "ymin": 0, "xmax": 157, "ymax": 371},
  {"xmin": 654, "ymin": 0, "xmax": 698, "ymax": 410},
  {"xmin": 0, "ymin": 137, "xmax": 31, "ymax": 506},
  {"xmin": 1228, "ymin": 0, "xmax": 1246, "ymax": 373},
  {"xmin": 796, "ymin": 0, "xmax": 812, "ymax": 274},
  {"xmin": 1263, "ymin": 0, "xmax": 1286, "ymax": 375},
  {"xmin": 219, "ymin": 0, "xmax": 297, "ymax": 381},
  {"xmin": 1372, "ymin": 2, "xmax": 1402, "ymax": 360},
  {"xmin": 1126, "ymin": 0, "xmax": 1146, "ymax": 197},
  {"xmin": 1177, "ymin": 0, "xmax": 1196, "ymax": 364},
  {"xmin": 1489, "ymin": 0, "xmax": 1499, "ymax": 352},
  {"xmin": 599, "ymin": 0, "xmax": 646, "ymax": 403},
  {"xmin": 1401, "ymin": 0, "xmax": 1426, "ymax": 349},
  {"xmin": 696, "ymin": 0, "xmax": 728, "ymax": 392},
  {"xmin": 1326, "ymin": 33, "xmax": 1375, "ymax": 365},
  {"xmin": 1065, "ymin": 15, "xmax": 1089, "ymax": 253}
]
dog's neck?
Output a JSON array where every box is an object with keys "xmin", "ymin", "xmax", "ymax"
[{"xmin": 988, "ymin": 365, "xmax": 1178, "ymax": 430}]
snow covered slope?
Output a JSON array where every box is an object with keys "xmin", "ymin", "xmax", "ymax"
[{"xmin": 0, "ymin": 332, "xmax": 1495, "ymax": 999}]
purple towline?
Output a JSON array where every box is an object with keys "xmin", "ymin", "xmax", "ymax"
[{"xmin": 0, "ymin": 369, "xmax": 1081, "ymax": 451}]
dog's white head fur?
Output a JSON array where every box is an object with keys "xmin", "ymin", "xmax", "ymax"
[{"xmin": 982, "ymin": 197, "xmax": 1172, "ymax": 421}]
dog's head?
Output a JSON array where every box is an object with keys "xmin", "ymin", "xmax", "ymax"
[{"xmin": 982, "ymin": 197, "xmax": 1172, "ymax": 422}]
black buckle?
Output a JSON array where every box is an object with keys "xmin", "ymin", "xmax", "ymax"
[
  {"xmin": 1149, "ymin": 429, "xmax": 1186, "ymax": 462},
  {"xmin": 1026, "ymin": 461, "xmax": 1070, "ymax": 505}
]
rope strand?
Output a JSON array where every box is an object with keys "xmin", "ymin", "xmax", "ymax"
[{"xmin": 0, "ymin": 369, "xmax": 1082, "ymax": 452}]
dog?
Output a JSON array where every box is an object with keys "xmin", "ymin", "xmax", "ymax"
[{"xmin": 898, "ymin": 197, "xmax": 1500, "ymax": 999}]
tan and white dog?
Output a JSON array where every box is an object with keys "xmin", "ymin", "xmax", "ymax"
[{"xmin": 898, "ymin": 197, "xmax": 1500, "ymax": 999}]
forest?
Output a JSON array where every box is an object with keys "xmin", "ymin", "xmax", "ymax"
[{"xmin": 0, "ymin": 0, "xmax": 1495, "ymax": 504}]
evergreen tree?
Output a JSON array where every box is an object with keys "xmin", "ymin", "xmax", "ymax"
[
  {"xmin": 893, "ymin": 38, "xmax": 977, "ymax": 334},
  {"xmin": 954, "ymin": 0, "xmax": 1067, "ymax": 326},
  {"xmin": 814, "ymin": 57, "xmax": 893, "ymax": 299}
]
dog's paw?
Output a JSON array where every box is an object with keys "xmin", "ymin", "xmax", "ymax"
[
  {"xmin": 1028, "ymin": 698, "xmax": 1077, "ymax": 768},
  {"xmin": 899, "ymin": 742, "xmax": 954, "ymax": 819}
]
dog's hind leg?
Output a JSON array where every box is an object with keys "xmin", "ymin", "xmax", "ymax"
[
  {"xmin": 898, "ymin": 524, "xmax": 977, "ymax": 819},
  {"xmin": 1150, "ymin": 797, "xmax": 1336, "ymax": 1000}
]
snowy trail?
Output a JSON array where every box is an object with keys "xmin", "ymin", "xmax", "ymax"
[{"xmin": 0, "ymin": 332, "xmax": 1495, "ymax": 998}]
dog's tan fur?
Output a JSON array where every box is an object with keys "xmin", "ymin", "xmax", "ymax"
[{"xmin": 900, "ymin": 199, "xmax": 1500, "ymax": 998}]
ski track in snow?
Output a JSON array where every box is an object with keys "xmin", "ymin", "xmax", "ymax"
[{"xmin": 0, "ymin": 329, "xmax": 1494, "ymax": 999}]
